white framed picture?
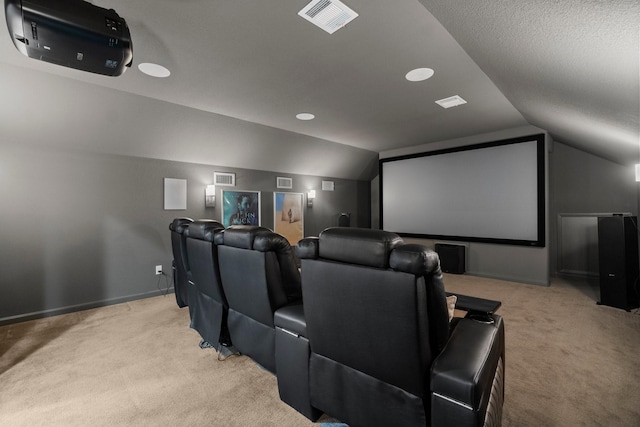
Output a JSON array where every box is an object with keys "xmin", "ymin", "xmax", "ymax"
[{"xmin": 164, "ymin": 178, "xmax": 187, "ymax": 210}]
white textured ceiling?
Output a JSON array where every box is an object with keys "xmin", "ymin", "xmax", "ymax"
[{"xmin": 0, "ymin": 0, "xmax": 638, "ymax": 179}]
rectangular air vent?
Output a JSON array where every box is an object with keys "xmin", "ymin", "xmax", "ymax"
[
  {"xmin": 214, "ymin": 172, "xmax": 236, "ymax": 186},
  {"xmin": 277, "ymin": 177, "xmax": 293, "ymax": 189},
  {"xmin": 322, "ymin": 180, "xmax": 335, "ymax": 191},
  {"xmin": 435, "ymin": 95, "xmax": 467, "ymax": 109},
  {"xmin": 298, "ymin": 0, "xmax": 358, "ymax": 34}
]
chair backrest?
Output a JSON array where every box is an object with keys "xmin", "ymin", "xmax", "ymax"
[
  {"xmin": 184, "ymin": 219, "xmax": 228, "ymax": 346},
  {"xmin": 184, "ymin": 220, "xmax": 226, "ymax": 303},
  {"xmin": 214, "ymin": 225, "xmax": 301, "ymax": 373},
  {"xmin": 169, "ymin": 217, "xmax": 193, "ymax": 307},
  {"xmin": 295, "ymin": 227, "xmax": 449, "ymax": 427}
]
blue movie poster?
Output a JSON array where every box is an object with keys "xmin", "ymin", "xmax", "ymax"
[{"xmin": 222, "ymin": 190, "xmax": 260, "ymax": 227}]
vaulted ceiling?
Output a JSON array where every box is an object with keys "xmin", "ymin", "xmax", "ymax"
[{"xmin": 1, "ymin": 0, "xmax": 638, "ymax": 179}]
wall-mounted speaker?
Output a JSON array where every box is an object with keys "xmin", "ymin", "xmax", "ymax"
[
  {"xmin": 338, "ymin": 213, "xmax": 350, "ymax": 227},
  {"xmin": 597, "ymin": 216, "xmax": 639, "ymax": 310}
]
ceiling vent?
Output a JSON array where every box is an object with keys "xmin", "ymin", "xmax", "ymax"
[
  {"xmin": 435, "ymin": 95, "xmax": 467, "ymax": 109},
  {"xmin": 298, "ymin": 0, "xmax": 359, "ymax": 34}
]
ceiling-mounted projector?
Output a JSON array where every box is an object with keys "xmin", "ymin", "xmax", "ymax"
[{"xmin": 4, "ymin": 0, "xmax": 133, "ymax": 76}]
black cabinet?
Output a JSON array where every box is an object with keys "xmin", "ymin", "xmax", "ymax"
[{"xmin": 597, "ymin": 216, "xmax": 639, "ymax": 310}]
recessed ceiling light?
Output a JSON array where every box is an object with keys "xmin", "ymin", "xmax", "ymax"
[
  {"xmin": 138, "ymin": 62, "xmax": 171, "ymax": 78},
  {"xmin": 435, "ymin": 95, "xmax": 467, "ymax": 109},
  {"xmin": 405, "ymin": 68, "xmax": 434, "ymax": 82},
  {"xmin": 296, "ymin": 113, "xmax": 315, "ymax": 121}
]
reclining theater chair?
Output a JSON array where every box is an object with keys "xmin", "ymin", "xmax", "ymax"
[
  {"xmin": 183, "ymin": 220, "xmax": 231, "ymax": 350},
  {"xmin": 292, "ymin": 227, "xmax": 505, "ymax": 427},
  {"xmin": 214, "ymin": 225, "xmax": 302, "ymax": 374},
  {"xmin": 169, "ymin": 217, "xmax": 193, "ymax": 308}
]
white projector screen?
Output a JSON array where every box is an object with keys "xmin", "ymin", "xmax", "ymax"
[{"xmin": 380, "ymin": 134, "xmax": 545, "ymax": 247}]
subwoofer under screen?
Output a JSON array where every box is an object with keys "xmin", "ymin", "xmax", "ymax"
[{"xmin": 435, "ymin": 244, "xmax": 465, "ymax": 274}]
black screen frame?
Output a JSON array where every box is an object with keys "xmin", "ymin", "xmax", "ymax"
[{"xmin": 379, "ymin": 134, "xmax": 546, "ymax": 247}]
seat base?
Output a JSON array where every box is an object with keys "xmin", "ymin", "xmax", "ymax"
[
  {"xmin": 310, "ymin": 353, "xmax": 427, "ymax": 427},
  {"xmin": 228, "ymin": 309, "xmax": 276, "ymax": 374}
]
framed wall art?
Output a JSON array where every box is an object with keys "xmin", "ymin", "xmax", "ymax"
[
  {"xmin": 222, "ymin": 190, "xmax": 261, "ymax": 227},
  {"xmin": 163, "ymin": 177, "xmax": 187, "ymax": 210},
  {"xmin": 274, "ymin": 192, "xmax": 304, "ymax": 244}
]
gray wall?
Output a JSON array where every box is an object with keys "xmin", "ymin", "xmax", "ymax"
[
  {"xmin": 550, "ymin": 142, "xmax": 638, "ymax": 277},
  {"xmin": 3, "ymin": 126, "xmax": 635, "ymax": 323},
  {"xmin": 0, "ymin": 144, "xmax": 369, "ymax": 324}
]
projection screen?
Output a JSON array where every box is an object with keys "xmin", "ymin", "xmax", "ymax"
[{"xmin": 380, "ymin": 134, "xmax": 545, "ymax": 247}]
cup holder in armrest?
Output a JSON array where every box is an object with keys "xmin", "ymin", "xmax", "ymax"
[{"xmin": 467, "ymin": 312, "xmax": 495, "ymax": 324}]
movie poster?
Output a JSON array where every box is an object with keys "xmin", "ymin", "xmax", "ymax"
[
  {"xmin": 273, "ymin": 192, "xmax": 304, "ymax": 244},
  {"xmin": 222, "ymin": 190, "xmax": 261, "ymax": 227}
]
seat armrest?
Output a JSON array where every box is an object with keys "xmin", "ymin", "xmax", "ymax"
[
  {"xmin": 447, "ymin": 292, "xmax": 501, "ymax": 315},
  {"xmin": 274, "ymin": 302, "xmax": 321, "ymax": 421},
  {"xmin": 274, "ymin": 302, "xmax": 307, "ymax": 337},
  {"xmin": 431, "ymin": 315, "xmax": 505, "ymax": 426}
]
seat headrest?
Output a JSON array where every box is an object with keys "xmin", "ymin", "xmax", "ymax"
[
  {"xmin": 295, "ymin": 237, "xmax": 319, "ymax": 259},
  {"xmin": 169, "ymin": 217, "xmax": 193, "ymax": 233},
  {"xmin": 184, "ymin": 219, "xmax": 224, "ymax": 242},
  {"xmin": 254, "ymin": 230, "xmax": 294, "ymax": 253},
  {"xmin": 318, "ymin": 227, "xmax": 404, "ymax": 268},
  {"xmin": 214, "ymin": 225, "xmax": 272, "ymax": 249},
  {"xmin": 389, "ymin": 244, "xmax": 440, "ymax": 276}
]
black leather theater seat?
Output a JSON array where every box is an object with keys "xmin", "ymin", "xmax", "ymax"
[
  {"xmin": 214, "ymin": 225, "xmax": 302, "ymax": 374},
  {"xmin": 284, "ymin": 227, "xmax": 505, "ymax": 427},
  {"xmin": 184, "ymin": 220, "xmax": 230, "ymax": 349},
  {"xmin": 169, "ymin": 217, "xmax": 193, "ymax": 308}
]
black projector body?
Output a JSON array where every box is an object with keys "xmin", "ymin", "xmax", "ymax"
[{"xmin": 4, "ymin": 0, "xmax": 133, "ymax": 76}]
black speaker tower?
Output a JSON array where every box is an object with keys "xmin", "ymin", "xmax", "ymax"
[{"xmin": 597, "ymin": 216, "xmax": 639, "ymax": 310}]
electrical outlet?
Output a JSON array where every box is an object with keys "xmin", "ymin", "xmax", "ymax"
[{"xmin": 155, "ymin": 265, "xmax": 163, "ymax": 275}]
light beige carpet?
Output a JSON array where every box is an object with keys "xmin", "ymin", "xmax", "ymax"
[
  {"xmin": 0, "ymin": 296, "xmax": 313, "ymax": 426},
  {"xmin": 1, "ymin": 275, "xmax": 640, "ymax": 426},
  {"xmin": 446, "ymin": 275, "xmax": 640, "ymax": 426}
]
